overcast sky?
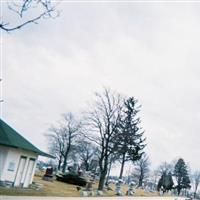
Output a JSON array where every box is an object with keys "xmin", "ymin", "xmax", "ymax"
[{"xmin": 2, "ymin": 1, "xmax": 200, "ymax": 175}]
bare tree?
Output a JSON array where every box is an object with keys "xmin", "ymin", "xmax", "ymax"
[
  {"xmin": 153, "ymin": 170, "xmax": 160, "ymax": 189},
  {"xmin": 193, "ymin": 171, "xmax": 200, "ymax": 199},
  {"xmin": 1, "ymin": 0, "xmax": 59, "ymax": 32},
  {"xmin": 47, "ymin": 126, "xmax": 65, "ymax": 170},
  {"xmin": 84, "ymin": 88, "xmax": 123, "ymax": 190},
  {"xmin": 147, "ymin": 170, "xmax": 160, "ymax": 191},
  {"xmin": 132, "ymin": 153, "xmax": 150, "ymax": 187},
  {"xmin": 47, "ymin": 112, "xmax": 81, "ymax": 173},
  {"xmin": 157, "ymin": 161, "xmax": 173, "ymax": 175},
  {"xmin": 76, "ymin": 139, "xmax": 99, "ymax": 171}
]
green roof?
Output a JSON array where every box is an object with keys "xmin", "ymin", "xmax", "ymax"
[{"xmin": 0, "ymin": 119, "xmax": 54, "ymax": 158}]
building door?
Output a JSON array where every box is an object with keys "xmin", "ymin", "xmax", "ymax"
[
  {"xmin": 14, "ymin": 156, "xmax": 27, "ymax": 187},
  {"xmin": 23, "ymin": 158, "xmax": 36, "ymax": 187}
]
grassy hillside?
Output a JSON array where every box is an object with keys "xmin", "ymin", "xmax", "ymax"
[{"xmin": 0, "ymin": 173, "xmax": 160, "ymax": 197}]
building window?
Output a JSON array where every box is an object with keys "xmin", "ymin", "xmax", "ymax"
[{"xmin": 8, "ymin": 162, "xmax": 15, "ymax": 172}]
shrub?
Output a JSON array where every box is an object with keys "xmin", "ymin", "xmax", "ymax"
[{"xmin": 56, "ymin": 172, "xmax": 87, "ymax": 186}]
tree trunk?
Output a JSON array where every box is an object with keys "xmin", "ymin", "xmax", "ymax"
[
  {"xmin": 119, "ymin": 153, "xmax": 126, "ymax": 179},
  {"xmin": 177, "ymin": 187, "xmax": 181, "ymax": 196},
  {"xmin": 194, "ymin": 183, "xmax": 198, "ymax": 199},
  {"xmin": 194, "ymin": 192, "xmax": 196, "ymax": 199},
  {"xmin": 62, "ymin": 156, "xmax": 67, "ymax": 173},
  {"xmin": 105, "ymin": 161, "xmax": 112, "ymax": 184},
  {"xmin": 138, "ymin": 176, "xmax": 143, "ymax": 187},
  {"xmin": 98, "ymin": 170, "xmax": 107, "ymax": 190},
  {"xmin": 58, "ymin": 157, "xmax": 62, "ymax": 170},
  {"xmin": 62, "ymin": 149, "xmax": 69, "ymax": 173},
  {"xmin": 85, "ymin": 161, "xmax": 89, "ymax": 171},
  {"xmin": 98, "ymin": 154, "xmax": 108, "ymax": 190},
  {"xmin": 138, "ymin": 170, "xmax": 143, "ymax": 187}
]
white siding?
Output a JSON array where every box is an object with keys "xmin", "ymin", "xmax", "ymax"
[
  {"xmin": 0, "ymin": 146, "xmax": 38, "ymax": 187},
  {"xmin": 0, "ymin": 146, "xmax": 8, "ymax": 180}
]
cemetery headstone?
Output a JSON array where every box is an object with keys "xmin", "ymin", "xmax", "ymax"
[
  {"xmin": 78, "ymin": 168, "xmax": 83, "ymax": 176},
  {"xmin": 82, "ymin": 180, "xmax": 95, "ymax": 196},
  {"xmin": 85, "ymin": 181, "xmax": 93, "ymax": 191},
  {"xmin": 96, "ymin": 190, "xmax": 103, "ymax": 196},
  {"xmin": 42, "ymin": 167, "xmax": 54, "ymax": 181},
  {"xmin": 80, "ymin": 191, "xmax": 89, "ymax": 197},
  {"xmin": 115, "ymin": 179, "xmax": 123, "ymax": 196},
  {"xmin": 127, "ymin": 181, "xmax": 135, "ymax": 196},
  {"xmin": 105, "ymin": 182, "xmax": 113, "ymax": 191}
]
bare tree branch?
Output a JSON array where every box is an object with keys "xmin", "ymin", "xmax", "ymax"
[
  {"xmin": 84, "ymin": 88, "xmax": 124, "ymax": 190},
  {"xmin": 1, "ymin": 0, "xmax": 59, "ymax": 32},
  {"xmin": 46, "ymin": 112, "xmax": 81, "ymax": 172}
]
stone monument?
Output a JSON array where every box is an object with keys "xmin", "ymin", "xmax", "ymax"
[
  {"xmin": 127, "ymin": 181, "xmax": 135, "ymax": 196},
  {"xmin": 42, "ymin": 167, "xmax": 54, "ymax": 181},
  {"xmin": 115, "ymin": 179, "xmax": 123, "ymax": 196}
]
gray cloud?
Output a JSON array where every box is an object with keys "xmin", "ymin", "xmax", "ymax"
[{"xmin": 2, "ymin": 3, "xmax": 200, "ymax": 173}]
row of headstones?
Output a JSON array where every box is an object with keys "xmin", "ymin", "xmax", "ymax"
[
  {"xmin": 81, "ymin": 180, "xmax": 135, "ymax": 197},
  {"xmin": 81, "ymin": 190, "xmax": 104, "ymax": 197},
  {"xmin": 115, "ymin": 181, "xmax": 135, "ymax": 196}
]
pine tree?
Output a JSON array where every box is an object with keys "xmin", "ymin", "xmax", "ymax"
[
  {"xmin": 174, "ymin": 158, "xmax": 191, "ymax": 195},
  {"xmin": 115, "ymin": 97, "xmax": 146, "ymax": 179},
  {"xmin": 157, "ymin": 171, "xmax": 174, "ymax": 193}
]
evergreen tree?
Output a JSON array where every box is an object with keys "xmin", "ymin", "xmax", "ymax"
[
  {"xmin": 115, "ymin": 97, "xmax": 146, "ymax": 179},
  {"xmin": 157, "ymin": 171, "xmax": 174, "ymax": 193},
  {"xmin": 174, "ymin": 158, "xmax": 191, "ymax": 195}
]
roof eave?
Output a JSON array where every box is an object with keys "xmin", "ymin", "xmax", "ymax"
[{"xmin": 0, "ymin": 144, "xmax": 55, "ymax": 159}]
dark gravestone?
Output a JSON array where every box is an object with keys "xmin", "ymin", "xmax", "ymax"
[
  {"xmin": 42, "ymin": 167, "xmax": 54, "ymax": 181},
  {"xmin": 81, "ymin": 180, "xmax": 95, "ymax": 196},
  {"xmin": 85, "ymin": 181, "xmax": 93, "ymax": 191}
]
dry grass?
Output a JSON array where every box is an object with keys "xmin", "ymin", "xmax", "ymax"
[
  {"xmin": 0, "ymin": 172, "xmax": 159, "ymax": 197},
  {"xmin": 0, "ymin": 176, "xmax": 80, "ymax": 197},
  {"xmin": 102, "ymin": 183, "xmax": 158, "ymax": 197}
]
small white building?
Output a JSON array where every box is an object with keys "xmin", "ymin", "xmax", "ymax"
[{"xmin": 0, "ymin": 119, "xmax": 53, "ymax": 188}]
